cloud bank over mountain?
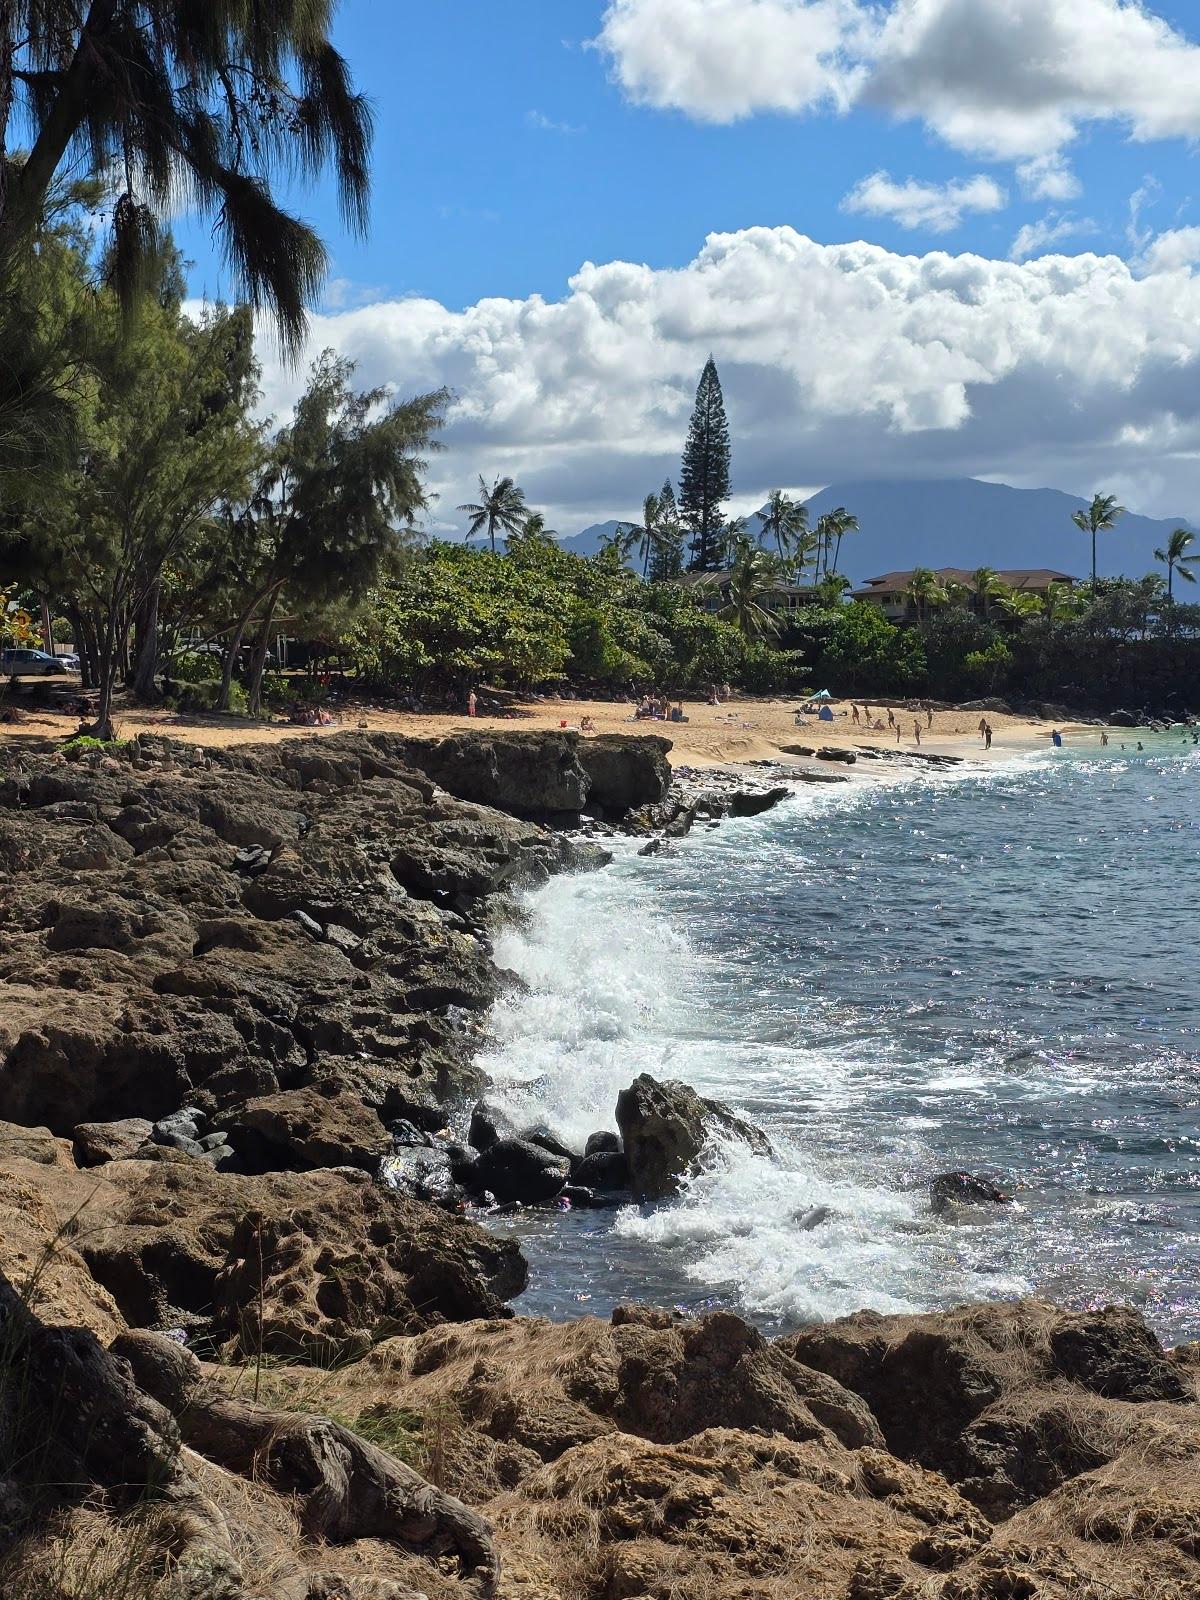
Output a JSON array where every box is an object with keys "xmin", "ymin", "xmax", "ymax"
[{"xmin": 256, "ymin": 225, "xmax": 1200, "ymax": 534}]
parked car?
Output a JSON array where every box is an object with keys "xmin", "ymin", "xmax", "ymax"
[
  {"xmin": 55, "ymin": 651, "xmax": 81, "ymax": 672},
  {"xmin": 1, "ymin": 647, "xmax": 71, "ymax": 676}
]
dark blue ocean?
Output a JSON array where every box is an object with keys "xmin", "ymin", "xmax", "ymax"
[{"xmin": 480, "ymin": 738, "xmax": 1200, "ymax": 1342}]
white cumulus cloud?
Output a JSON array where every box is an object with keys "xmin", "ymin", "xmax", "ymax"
[
  {"xmin": 1016, "ymin": 155, "xmax": 1081, "ymax": 203},
  {"xmin": 595, "ymin": 0, "xmax": 869, "ymax": 121},
  {"xmin": 1135, "ymin": 227, "xmax": 1200, "ymax": 275},
  {"xmin": 1008, "ymin": 213, "xmax": 1094, "ymax": 261},
  {"xmin": 842, "ymin": 170, "xmax": 1007, "ymax": 232},
  {"xmin": 255, "ymin": 227, "xmax": 1200, "ymax": 532},
  {"xmin": 596, "ymin": 0, "xmax": 1200, "ymax": 160}
]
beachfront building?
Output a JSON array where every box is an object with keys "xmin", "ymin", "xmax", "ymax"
[{"xmin": 853, "ymin": 568, "xmax": 1074, "ymax": 624}]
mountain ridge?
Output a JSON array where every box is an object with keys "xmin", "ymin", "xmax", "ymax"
[{"xmin": 560, "ymin": 478, "xmax": 1198, "ymax": 583}]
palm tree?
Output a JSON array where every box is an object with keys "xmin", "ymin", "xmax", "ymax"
[
  {"xmin": 1154, "ymin": 527, "xmax": 1200, "ymax": 602},
  {"xmin": 905, "ymin": 566, "xmax": 946, "ymax": 621},
  {"xmin": 598, "ymin": 525, "xmax": 638, "ymax": 566},
  {"xmin": 708, "ymin": 540, "xmax": 782, "ymax": 641},
  {"xmin": 0, "ymin": 2, "xmax": 372, "ymax": 355},
  {"xmin": 759, "ymin": 490, "xmax": 809, "ymax": 564},
  {"xmin": 814, "ymin": 573, "xmax": 851, "ymax": 608},
  {"xmin": 813, "ymin": 512, "xmax": 835, "ymax": 579},
  {"xmin": 458, "ymin": 475, "xmax": 529, "ymax": 553},
  {"xmin": 971, "ymin": 567, "xmax": 1007, "ymax": 619},
  {"xmin": 826, "ymin": 508, "xmax": 860, "ymax": 576},
  {"xmin": 1071, "ymin": 493, "xmax": 1126, "ymax": 587},
  {"xmin": 1044, "ymin": 579, "xmax": 1078, "ymax": 622},
  {"xmin": 996, "ymin": 590, "xmax": 1044, "ymax": 622},
  {"xmin": 619, "ymin": 493, "xmax": 663, "ymax": 577}
]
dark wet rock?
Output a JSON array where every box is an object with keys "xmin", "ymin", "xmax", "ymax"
[
  {"xmin": 817, "ymin": 746, "xmax": 857, "ymax": 764},
  {"xmin": 1108, "ymin": 708, "xmax": 1137, "ymax": 727},
  {"xmin": 930, "ymin": 1171, "xmax": 1012, "ymax": 1213},
  {"xmin": 728, "ymin": 784, "xmax": 792, "ymax": 815},
  {"xmin": 73, "ymin": 1117, "xmax": 154, "ymax": 1167},
  {"xmin": 380, "ymin": 1144, "xmax": 467, "ymax": 1209},
  {"xmin": 572, "ymin": 1149, "xmax": 630, "ymax": 1191},
  {"xmin": 468, "ymin": 1098, "xmax": 519, "ymax": 1152},
  {"xmin": 615, "ymin": 1072, "xmax": 773, "ymax": 1201},
  {"xmin": 469, "ymin": 1137, "xmax": 571, "ymax": 1205},
  {"xmin": 584, "ymin": 1130, "xmax": 622, "ymax": 1157},
  {"xmin": 521, "ymin": 1124, "xmax": 581, "ymax": 1166},
  {"xmin": 388, "ymin": 1118, "xmax": 435, "ymax": 1148},
  {"xmin": 391, "ymin": 729, "xmax": 589, "ymax": 816},
  {"xmin": 575, "ymin": 733, "xmax": 672, "ymax": 816}
]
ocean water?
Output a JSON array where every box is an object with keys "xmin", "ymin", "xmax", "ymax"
[{"xmin": 476, "ymin": 736, "xmax": 1200, "ymax": 1343}]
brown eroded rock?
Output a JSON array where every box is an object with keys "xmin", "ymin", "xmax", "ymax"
[
  {"xmin": 787, "ymin": 1298, "xmax": 1195, "ymax": 1516},
  {"xmin": 213, "ymin": 1085, "xmax": 392, "ymax": 1173},
  {"xmin": 0, "ymin": 1164, "xmax": 124, "ymax": 1341},
  {"xmin": 72, "ymin": 1117, "xmax": 154, "ymax": 1166},
  {"xmin": 74, "ymin": 1159, "xmax": 526, "ymax": 1358}
]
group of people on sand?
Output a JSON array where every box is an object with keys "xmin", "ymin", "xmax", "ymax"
[
  {"xmin": 634, "ymin": 693, "xmax": 687, "ymax": 723},
  {"xmin": 850, "ymin": 703, "xmax": 888, "ymax": 731}
]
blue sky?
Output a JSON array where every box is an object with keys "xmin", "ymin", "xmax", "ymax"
[
  {"xmin": 177, "ymin": 1, "xmax": 1200, "ymax": 533},
  {"xmin": 176, "ymin": 0, "xmax": 1200, "ymax": 310}
]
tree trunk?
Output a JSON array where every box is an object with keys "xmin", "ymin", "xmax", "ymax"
[
  {"xmin": 90, "ymin": 600, "xmax": 120, "ymax": 740},
  {"xmin": 38, "ymin": 596, "xmax": 53, "ymax": 657},
  {"xmin": 129, "ymin": 578, "xmax": 161, "ymax": 702},
  {"xmin": 246, "ymin": 593, "xmax": 281, "ymax": 717},
  {"xmin": 217, "ymin": 599, "xmax": 260, "ymax": 712},
  {"xmin": 68, "ymin": 605, "xmax": 96, "ymax": 688}
]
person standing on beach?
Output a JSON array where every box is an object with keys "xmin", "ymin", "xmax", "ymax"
[
  {"xmin": 984, "ymin": 722, "xmax": 992, "ymax": 750},
  {"xmin": 914, "ymin": 721, "xmax": 922, "ymax": 746},
  {"xmin": 467, "ymin": 689, "xmax": 477, "ymax": 718},
  {"xmin": 1101, "ymin": 731, "xmax": 1109, "ymax": 746},
  {"xmin": 852, "ymin": 705, "xmax": 861, "ymax": 726},
  {"xmin": 896, "ymin": 720, "xmax": 901, "ymax": 743},
  {"xmin": 926, "ymin": 704, "xmax": 933, "ymax": 730},
  {"xmin": 979, "ymin": 717, "xmax": 988, "ymax": 743}
]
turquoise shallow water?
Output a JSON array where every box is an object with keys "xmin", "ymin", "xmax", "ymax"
[{"xmin": 480, "ymin": 739, "xmax": 1200, "ymax": 1342}]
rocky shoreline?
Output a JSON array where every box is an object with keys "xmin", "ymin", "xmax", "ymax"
[{"xmin": 2, "ymin": 729, "xmax": 1198, "ymax": 1599}]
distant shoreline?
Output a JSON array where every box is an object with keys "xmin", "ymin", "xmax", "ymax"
[{"xmin": 0, "ymin": 692, "xmax": 1098, "ymax": 771}]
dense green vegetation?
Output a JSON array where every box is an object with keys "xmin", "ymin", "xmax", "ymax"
[{"xmin": 0, "ymin": 181, "xmax": 1196, "ymax": 720}]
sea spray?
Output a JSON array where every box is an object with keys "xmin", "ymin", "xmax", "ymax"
[{"xmin": 480, "ymin": 747, "xmax": 1200, "ymax": 1339}]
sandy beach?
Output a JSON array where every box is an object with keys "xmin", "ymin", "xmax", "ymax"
[{"xmin": 0, "ymin": 691, "xmax": 1085, "ymax": 768}]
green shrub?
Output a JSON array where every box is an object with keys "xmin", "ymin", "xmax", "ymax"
[
  {"xmin": 177, "ymin": 677, "xmax": 247, "ymax": 714},
  {"xmin": 169, "ymin": 649, "xmax": 221, "ymax": 684}
]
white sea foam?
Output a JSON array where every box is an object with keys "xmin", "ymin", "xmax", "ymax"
[{"xmin": 477, "ymin": 766, "xmax": 1044, "ymax": 1323}]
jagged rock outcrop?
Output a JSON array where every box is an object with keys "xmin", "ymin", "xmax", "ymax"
[
  {"xmin": 574, "ymin": 732, "xmax": 672, "ymax": 816},
  {"xmin": 615, "ymin": 1072, "xmax": 773, "ymax": 1199},
  {"xmin": 786, "ymin": 1298, "xmax": 1191, "ymax": 1516},
  {"xmin": 71, "ymin": 1158, "xmax": 527, "ymax": 1358},
  {"xmin": 0, "ymin": 1274, "xmax": 501, "ymax": 1599},
  {"xmin": 0, "ymin": 733, "xmax": 601, "ymax": 1134}
]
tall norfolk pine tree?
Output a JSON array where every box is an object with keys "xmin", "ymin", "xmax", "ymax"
[{"xmin": 679, "ymin": 357, "xmax": 731, "ymax": 572}]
